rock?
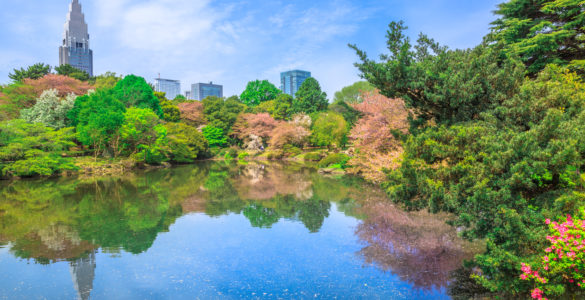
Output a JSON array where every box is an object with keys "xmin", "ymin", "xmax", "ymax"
[{"xmin": 318, "ymin": 168, "xmax": 345, "ymax": 175}]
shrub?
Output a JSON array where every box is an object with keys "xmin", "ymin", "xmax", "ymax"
[
  {"xmin": 118, "ymin": 108, "xmax": 168, "ymax": 164},
  {"xmin": 225, "ymin": 147, "xmax": 238, "ymax": 160},
  {"xmin": 310, "ymin": 111, "xmax": 348, "ymax": 148},
  {"xmin": 304, "ymin": 152, "xmax": 322, "ymax": 162},
  {"xmin": 282, "ymin": 144, "xmax": 302, "ymax": 157},
  {"xmin": 165, "ymin": 122, "xmax": 208, "ymax": 163},
  {"xmin": 21, "ymin": 89, "xmax": 76, "ymax": 129},
  {"xmin": 160, "ymin": 99, "xmax": 181, "ymax": 122},
  {"xmin": 318, "ymin": 153, "xmax": 350, "ymax": 168}
]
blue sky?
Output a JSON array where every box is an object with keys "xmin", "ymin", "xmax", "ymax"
[{"xmin": 0, "ymin": 0, "xmax": 502, "ymax": 98}]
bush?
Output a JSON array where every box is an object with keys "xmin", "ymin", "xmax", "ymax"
[
  {"xmin": 318, "ymin": 153, "xmax": 350, "ymax": 168},
  {"xmin": 282, "ymin": 144, "xmax": 302, "ymax": 157},
  {"xmin": 310, "ymin": 111, "xmax": 348, "ymax": 148},
  {"xmin": 165, "ymin": 122, "xmax": 208, "ymax": 163},
  {"xmin": 118, "ymin": 108, "xmax": 168, "ymax": 165},
  {"xmin": 225, "ymin": 147, "xmax": 238, "ymax": 160},
  {"xmin": 202, "ymin": 126, "xmax": 227, "ymax": 148},
  {"xmin": 160, "ymin": 99, "xmax": 181, "ymax": 122},
  {"xmin": 304, "ymin": 152, "xmax": 322, "ymax": 162},
  {"xmin": 238, "ymin": 152, "xmax": 249, "ymax": 160}
]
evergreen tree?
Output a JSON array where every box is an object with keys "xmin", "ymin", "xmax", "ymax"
[
  {"xmin": 491, "ymin": 0, "xmax": 585, "ymax": 74},
  {"xmin": 291, "ymin": 77, "xmax": 328, "ymax": 114},
  {"xmin": 54, "ymin": 64, "xmax": 90, "ymax": 81},
  {"xmin": 113, "ymin": 75, "xmax": 163, "ymax": 118},
  {"xmin": 8, "ymin": 63, "xmax": 51, "ymax": 83}
]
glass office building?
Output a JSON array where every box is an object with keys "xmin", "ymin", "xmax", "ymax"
[
  {"xmin": 59, "ymin": 0, "xmax": 93, "ymax": 76},
  {"xmin": 155, "ymin": 78, "xmax": 181, "ymax": 100},
  {"xmin": 191, "ymin": 82, "xmax": 223, "ymax": 101},
  {"xmin": 280, "ymin": 70, "xmax": 311, "ymax": 97}
]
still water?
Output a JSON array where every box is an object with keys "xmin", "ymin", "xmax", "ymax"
[{"xmin": 0, "ymin": 162, "xmax": 480, "ymax": 299}]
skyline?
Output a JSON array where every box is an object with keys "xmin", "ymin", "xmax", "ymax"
[{"xmin": 1, "ymin": 0, "xmax": 502, "ymax": 98}]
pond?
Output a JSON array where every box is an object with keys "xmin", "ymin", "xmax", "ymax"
[{"xmin": 0, "ymin": 162, "xmax": 482, "ymax": 299}]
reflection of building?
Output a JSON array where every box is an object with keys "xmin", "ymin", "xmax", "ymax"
[
  {"xmin": 280, "ymin": 70, "xmax": 311, "ymax": 97},
  {"xmin": 155, "ymin": 78, "xmax": 181, "ymax": 100},
  {"xmin": 191, "ymin": 82, "xmax": 223, "ymax": 101},
  {"xmin": 59, "ymin": 0, "xmax": 93, "ymax": 76},
  {"xmin": 69, "ymin": 251, "xmax": 96, "ymax": 300}
]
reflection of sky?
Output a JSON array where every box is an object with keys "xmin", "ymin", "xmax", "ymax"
[{"xmin": 0, "ymin": 204, "xmax": 448, "ymax": 299}]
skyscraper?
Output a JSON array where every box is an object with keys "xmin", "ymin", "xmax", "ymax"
[
  {"xmin": 59, "ymin": 0, "xmax": 93, "ymax": 76},
  {"xmin": 280, "ymin": 70, "xmax": 311, "ymax": 97},
  {"xmin": 155, "ymin": 78, "xmax": 181, "ymax": 100},
  {"xmin": 191, "ymin": 82, "xmax": 223, "ymax": 101}
]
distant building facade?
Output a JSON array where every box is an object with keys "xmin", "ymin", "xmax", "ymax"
[
  {"xmin": 280, "ymin": 70, "xmax": 311, "ymax": 97},
  {"xmin": 185, "ymin": 91, "xmax": 191, "ymax": 99},
  {"xmin": 155, "ymin": 78, "xmax": 181, "ymax": 100},
  {"xmin": 191, "ymin": 82, "xmax": 223, "ymax": 101},
  {"xmin": 59, "ymin": 0, "xmax": 93, "ymax": 76}
]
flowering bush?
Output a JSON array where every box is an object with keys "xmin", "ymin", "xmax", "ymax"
[{"xmin": 520, "ymin": 211, "xmax": 585, "ymax": 299}]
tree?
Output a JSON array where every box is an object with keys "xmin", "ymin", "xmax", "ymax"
[
  {"xmin": 160, "ymin": 99, "xmax": 181, "ymax": 122},
  {"xmin": 333, "ymin": 81, "xmax": 375, "ymax": 104},
  {"xmin": 174, "ymin": 94, "xmax": 186, "ymax": 101},
  {"xmin": 269, "ymin": 122, "xmax": 310, "ymax": 149},
  {"xmin": 291, "ymin": 77, "xmax": 328, "ymax": 114},
  {"xmin": 164, "ymin": 122, "xmax": 208, "ymax": 163},
  {"xmin": 118, "ymin": 107, "xmax": 168, "ymax": 164},
  {"xmin": 202, "ymin": 126, "xmax": 227, "ymax": 148},
  {"xmin": 202, "ymin": 96, "xmax": 246, "ymax": 133},
  {"xmin": 256, "ymin": 94, "xmax": 293, "ymax": 120},
  {"xmin": 350, "ymin": 21, "xmax": 525, "ymax": 128},
  {"xmin": 90, "ymin": 72, "xmax": 122, "ymax": 90},
  {"xmin": 491, "ymin": 0, "xmax": 585, "ymax": 74},
  {"xmin": 20, "ymin": 89, "xmax": 76, "ymax": 129},
  {"xmin": 328, "ymin": 100, "xmax": 362, "ymax": 127},
  {"xmin": 54, "ymin": 64, "xmax": 90, "ymax": 81},
  {"xmin": 113, "ymin": 75, "xmax": 163, "ymax": 117},
  {"xmin": 309, "ymin": 111, "xmax": 348, "ymax": 148},
  {"xmin": 178, "ymin": 101, "xmax": 206, "ymax": 126},
  {"xmin": 8, "ymin": 63, "xmax": 51, "ymax": 82},
  {"xmin": 67, "ymin": 89, "xmax": 126, "ymax": 155},
  {"xmin": 347, "ymin": 91, "xmax": 409, "ymax": 182},
  {"xmin": 230, "ymin": 113, "xmax": 279, "ymax": 143},
  {"xmin": 240, "ymin": 80, "xmax": 282, "ymax": 106}
]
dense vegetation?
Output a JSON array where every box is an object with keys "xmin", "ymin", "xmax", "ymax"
[{"xmin": 350, "ymin": 0, "xmax": 585, "ymax": 297}]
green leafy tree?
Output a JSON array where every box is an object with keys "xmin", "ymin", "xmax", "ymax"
[
  {"xmin": 0, "ymin": 119, "xmax": 77, "ymax": 177},
  {"xmin": 165, "ymin": 122, "xmax": 208, "ymax": 163},
  {"xmin": 54, "ymin": 64, "xmax": 90, "ymax": 81},
  {"xmin": 113, "ymin": 75, "xmax": 163, "ymax": 117},
  {"xmin": 202, "ymin": 96, "xmax": 246, "ymax": 133},
  {"xmin": 491, "ymin": 0, "xmax": 585, "ymax": 74},
  {"xmin": 202, "ymin": 126, "xmax": 227, "ymax": 148},
  {"xmin": 8, "ymin": 63, "xmax": 51, "ymax": 83},
  {"xmin": 118, "ymin": 107, "xmax": 168, "ymax": 164},
  {"xmin": 20, "ymin": 89, "xmax": 76, "ymax": 129},
  {"xmin": 67, "ymin": 89, "xmax": 126, "ymax": 155},
  {"xmin": 257, "ymin": 94, "xmax": 293, "ymax": 120},
  {"xmin": 333, "ymin": 81, "xmax": 375, "ymax": 104},
  {"xmin": 160, "ymin": 99, "xmax": 181, "ymax": 122},
  {"xmin": 240, "ymin": 80, "xmax": 282, "ymax": 106},
  {"xmin": 310, "ymin": 111, "xmax": 348, "ymax": 148},
  {"xmin": 350, "ymin": 21, "xmax": 525, "ymax": 128},
  {"xmin": 328, "ymin": 100, "xmax": 362, "ymax": 126},
  {"xmin": 291, "ymin": 77, "xmax": 328, "ymax": 114},
  {"xmin": 173, "ymin": 94, "xmax": 187, "ymax": 101}
]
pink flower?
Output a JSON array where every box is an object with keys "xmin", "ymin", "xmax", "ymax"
[
  {"xmin": 544, "ymin": 256, "xmax": 549, "ymax": 262},
  {"xmin": 545, "ymin": 219, "xmax": 551, "ymax": 225},
  {"xmin": 520, "ymin": 274, "xmax": 528, "ymax": 280},
  {"xmin": 531, "ymin": 288, "xmax": 544, "ymax": 299}
]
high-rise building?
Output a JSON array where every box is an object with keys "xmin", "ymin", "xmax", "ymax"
[
  {"xmin": 191, "ymin": 82, "xmax": 223, "ymax": 101},
  {"xmin": 59, "ymin": 0, "xmax": 93, "ymax": 76},
  {"xmin": 185, "ymin": 91, "xmax": 191, "ymax": 99},
  {"xmin": 155, "ymin": 78, "xmax": 181, "ymax": 100},
  {"xmin": 280, "ymin": 70, "xmax": 311, "ymax": 97}
]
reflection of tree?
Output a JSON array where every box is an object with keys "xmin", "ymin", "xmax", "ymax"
[
  {"xmin": 243, "ymin": 203, "xmax": 280, "ymax": 228},
  {"xmin": 231, "ymin": 163, "xmax": 313, "ymax": 201},
  {"xmin": 355, "ymin": 192, "xmax": 483, "ymax": 291}
]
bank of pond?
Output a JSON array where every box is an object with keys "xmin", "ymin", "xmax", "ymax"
[{"xmin": 0, "ymin": 161, "xmax": 483, "ymax": 299}]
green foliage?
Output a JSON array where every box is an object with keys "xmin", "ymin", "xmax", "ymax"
[
  {"xmin": 174, "ymin": 94, "xmax": 186, "ymax": 101},
  {"xmin": 291, "ymin": 77, "xmax": 328, "ymax": 114},
  {"xmin": 0, "ymin": 119, "xmax": 77, "ymax": 177},
  {"xmin": 328, "ymin": 100, "xmax": 362, "ymax": 126},
  {"xmin": 160, "ymin": 99, "xmax": 181, "ymax": 122},
  {"xmin": 256, "ymin": 94, "xmax": 293, "ymax": 120},
  {"xmin": 310, "ymin": 111, "xmax": 348, "ymax": 148},
  {"xmin": 224, "ymin": 147, "xmax": 238, "ymax": 160},
  {"xmin": 350, "ymin": 21, "xmax": 525, "ymax": 128},
  {"xmin": 90, "ymin": 72, "xmax": 122, "ymax": 90},
  {"xmin": 202, "ymin": 126, "xmax": 227, "ymax": 148},
  {"xmin": 54, "ymin": 64, "xmax": 90, "ymax": 81},
  {"xmin": 21, "ymin": 89, "xmax": 76, "ymax": 129},
  {"xmin": 282, "ymin": 144, "xmax": 302, "ymax": 157},
  {"xmin": 333, "ymin": 81, "xmax": 375, "ymax": 104},
  {"xmin": 68, "ymin": 89, "xmax": 126, "ymax": 154},
  {"xmin": 491, "ymin": 0, "xmax": 585, "ymax": 74},
  {"xmin": 240, "ymin": 80, "xmax": 282, "ymax": 106},
  {"xmin": 164, "ymin": 122, "xmax": 208, "ymax": 163},
  {"xmin": 202, "ymin": 96, "xmax": 246, "ymax": 133},
  {"xmin": 8, "ymin": 63, "xmax": 51, "ymax": 83},
  {"xmin": 318, "ymin": 153, "xmax": 350, "ymax": 168},
  {"xmin": 238, "ymin": 151, "xmax": 249, "ymax": 160},
  {"xmin": 304, "ymin": 152, "xmax": 323, "ymax": 162},
  {"xmin": 118, "ymin": 108, "xmax": 168, "ymax": 164},
  {"xmin": 113, "ymin": 75, "xmax": 163, "ymax": 117}
]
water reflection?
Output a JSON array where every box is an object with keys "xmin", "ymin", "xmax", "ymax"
[{"xmin": 0, "ymin": 162, "xmax": 481, "ymax": 298}]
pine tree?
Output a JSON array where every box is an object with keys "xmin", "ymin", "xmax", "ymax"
[{"xmin": 291, "ymin": 77, "xmax": 328, "ymax": 114}]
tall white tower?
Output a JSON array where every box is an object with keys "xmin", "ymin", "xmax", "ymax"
[{"xmin": 59, "ymin": 0, "xmax": 93, "ymax": 76}]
